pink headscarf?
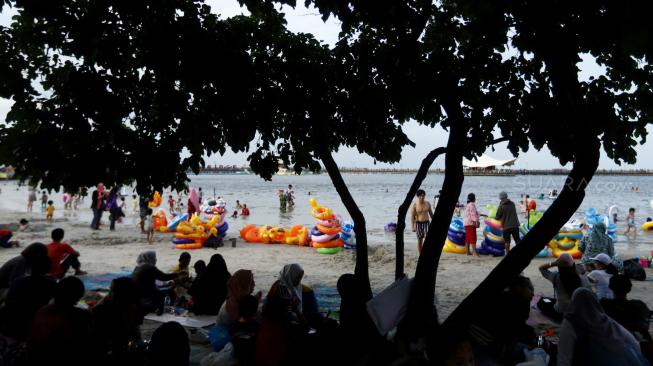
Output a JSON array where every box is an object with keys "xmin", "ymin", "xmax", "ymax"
[
  {"xmin": 189, "ymin": 188, "xmax": 200, "ymax": 214},
  {"xmin": 225, "ymin": 270, "xmax": 254, "ymax": 321}
]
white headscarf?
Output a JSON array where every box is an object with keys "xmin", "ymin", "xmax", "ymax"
[
  {"xmin": 565, "ymin": 288, "xmax": 628, "ymax": 352},
  {"xmin": 278, "ymin": 263, "xmax": 304, "ymax": 311},
  {"xmin": 136, "ymin": 251, "xmax": 157, "ymax": 267}
]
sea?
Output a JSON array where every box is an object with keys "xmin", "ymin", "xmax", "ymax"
[{"xmin": 1, "ymin": 174, "xmax": 652, "ymax": 252}]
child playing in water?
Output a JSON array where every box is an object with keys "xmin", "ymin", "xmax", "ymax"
[
  {"xmin": 131, "ymin": 194, "xmax": 138, "ymax": 215},
  {"xmin": 231, "ymin": 210, "xmax": 238, "ymax": 219},
  {"xmin": 46, "ymin": 200, "xmax": 55, "ymax": 223},
  {"xmin": 144, "ymin": 208, "xmax": 154, "ymax": 244},
  {"xmin": 241, "ymin": 204, "xmax": 250, "ymax": 216},
  {"xmin": 40, "ymin": 191, "xmax": 48, "ymax": 211},
  {"xmin": 624, "ymin": 208, "xmax": 636, "ymax": 236}
]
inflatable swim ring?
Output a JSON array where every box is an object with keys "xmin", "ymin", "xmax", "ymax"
[
  {"xmin": 556, "ymin": 231, "xmax": 583, "ymax": 241},
  {"xmin": 551, "ymin": 247, "xmax": 582, "ymax": 259},
  {"xmin": 536, "ymin": 247, "xmax": 549, "ymax": 258},
  {"xmin": 478, "ymin": 244, "xmax": 504, "ymax": 257},
  {"xmin": 449, "ymin": 219, "xmax": 465, "ymax": 232},
  {"xmin": 311, "ymin": 233, "xmax": 339, "ymax": 243},
  {"xmin": 642, "ymin": 221, "xmax": 653, "ymax": 231},
  {"xmin": 285, "ymin": 225, "xmax": 309, "ymax": 246},
  {"xmin": 167, "ymin": 213, "xmax": 188, "ymax": 231},
  {"xmin": 172, "ymin": 237, "xmax": 195, "ymax": 244},
  {"xmin": 309, "ymin": 198, "xmax": 333, "ymax": 220},
  {"xmin": 175, "ymin": 242, "xmax": 203, "ymax": 250},
  {"xmin": 317, "ymin": 247, "xmax": 342, "ymax": 255},
  {"xmin": 483, "ymin": 237, "xmax": 505, "ymax": 251},
  {"xmin": 316, "ymin": 224, "xmax": 342, "ymax": 236},
  {"xmin": 554, "ymin": 238, "xmax": 578, "ymax": 250},
  {"xmin": 485, "ymin": 218, "xmax": 502, "ymax": 231},
  {"xmin": 240, "ymin": 224, "xmax": 256, "ymax": 239},
  {"xmin": 443, "ymin": 239, "xmax": 467, "ymax": 254},
  {"xmin": 312, "ymin": 239, "xmax": 344, "ymax": 249}
]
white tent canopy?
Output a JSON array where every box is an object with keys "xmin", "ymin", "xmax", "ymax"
[{"xmin": 463, "ymin": 154, "xmax": 516, "ymax": 169}]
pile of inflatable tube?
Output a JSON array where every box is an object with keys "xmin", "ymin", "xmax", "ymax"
[
  {"xmin": 544, "ymin": 221, "xmax": 582, "ymax": 259},
  {"xmin": 585, "ymin": 208, "xmax": 618, "ymax": 242},
  {"xmin": 200, "ymin": 197, "xmax": 227, "ymax": 221},
  {"xmin": 340, "ymin": 222, "xmax": 356, "ymax": 250},
  {"xmin": 309, "ymin": 198, "xmax": 344, "ymax": 254},
  {"xmin": 519, "ymin": 212, "xmax": 550, "ymax": 258},
  {"xmin": 167, "ymin": 213, "xmax": 228, "ymax": 250},
  {"xmin": 443, "ymin": 218, "xmax": 466, "ymax": 254},
  {"xmin": 477, "ymin": 217, "xmax": 505, "ymax": 256},
  {"xmin": 240, "ymin": 224, "xmax": 309, "ymax": 245}
]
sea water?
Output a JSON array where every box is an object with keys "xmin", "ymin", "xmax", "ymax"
[{"xmin": 1, "ymin": 174, "xmax": 651, "ymax": 252}]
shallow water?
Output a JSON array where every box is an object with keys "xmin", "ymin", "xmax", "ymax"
[{"xmin": 1, "ymin": 173, "xmax": 652, "ymax": 252}]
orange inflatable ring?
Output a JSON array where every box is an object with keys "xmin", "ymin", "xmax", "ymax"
[
  {"xmin": 316, "ymin": 224, "xmax": 342, "ymax": 236},
  {"xmin": 175, "ymin": 233, "xmax": 207, "ymax": 241},
  {"xmin": 175, "ymin": 242, "xmax": 203, "ymax": 250},
  {"xmin": 286, "ymin": 225, "xmax": 309, "ymax": 246},
  {"xmin": 312, "ymin": 239, "xmax": 344, "ymax": 249},
  {"xmin": 240, "ymin": 224, "xmax": 257, "ymax": 239}
]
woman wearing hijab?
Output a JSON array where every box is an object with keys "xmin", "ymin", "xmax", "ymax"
[
  {"xmin": 91, "ymin": 183, "xmax": 106, "ymax": 230},
  {"xmin": 537, "ymin": 253, "xmax": 590, "ymax": 321},
  {"xmin": 187, "ymin": 188, "xmax": 200, "ymax": 218},
  {"xmin": 216, "ymin": 269, "xmax": 260, "ymax": 326},
  {"xmin": 132, "ymin": 251, "xmax": 177, "ymax": 315},
  {"xmin": 558, "ymin": 288, "xmax": 648, "ymax": 366},
  {"xmin": 579, "ymin": 222, "xmax": 623, "ymax": 271},
  {"xmin": 189, "ymin": 254, "xmax": 231, "ymax": 315},
  {"xmin": 269, "ymin": 264, "xmax": 305, "ymax": 320}
]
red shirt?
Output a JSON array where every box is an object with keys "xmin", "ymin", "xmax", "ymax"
[
  {"xmin": 527, "ymin": 200, "xmax": 537, "ymax": 211},
  {"xmin": 241, "ymin": 208, "xmax": 250, "ymax": 216},
  {"xmin": 47, "ymin": 242, "xmax": 75, "ymax": 278}
]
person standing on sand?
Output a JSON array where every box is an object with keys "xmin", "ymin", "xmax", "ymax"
[
  {"xmin": 496, "ymin": 191, "xmax": 520, "ymax": 252},
  {"xmin": 411, "ymin": 189, "xmax": 433, "ymax": 253},
  {"xmin": 27, "ymin": 189, "xmax": 37, "ymax": 212},
  {"xmin": 40, "ymin": 190, "xmax": 48, "ymax": 211},
  {"xmin": 463, "ymin": 193, "xmax": 480, "ymax": 256},
  {"xmin": 90, "ymin": 183, "xmax": 106, "ymax": 230}
]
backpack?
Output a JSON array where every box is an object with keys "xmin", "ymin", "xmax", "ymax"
[{"xmin": 204, "ymin": 236, "xmax": 223, "ymax": 249}]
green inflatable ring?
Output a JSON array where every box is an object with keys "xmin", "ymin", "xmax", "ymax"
[{"xmin": 316, "ymin": 247, "xmax": 343, "ymax": 255}]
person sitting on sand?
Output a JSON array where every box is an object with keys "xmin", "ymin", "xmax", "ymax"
[
  {"xmin": 266, "ymin": 264, "xmax": 307, "ymax": 327},
  {"xmin": 0, "ymin": 255, "xmax": 55, "ymax": 341},
  {"xmin": 537, "ymin": 253, "xmax": 590, "ymax": 321},
  {"xmin": 189, "ymin": 254, "xmax": 231, "ymax": 315},
  {"xmin": 145, "ymin": 321, "xmax": 190, "ymax": 366},
  {"xmin": 194, "ymin": 259, "xmax": 206, "ymax": 278},
  {"xmin": 216, "ymin": 269, "xmax": 261, "ymax": 328},
  {"xmin": 47, "ymin": 228, "xmax": 86, "ymax": 278},
  {"xmin": 171, "ymin": 252, "xmax": 192, "ymax": 305},
  {"xmin": 0, "ymin": 228, "xmax": 19, "ymax": 249},
  {"xmin": 0, "ymin": 243, "xmax": 48, "ymax": 302},
  {"xmin": 241, "ymin": 204, "xmax": 250, "ymax": 216},
  {"xmin": 231, "ymin": 295, "xmax": 260, "ymax": 366},
  {"xmin": 587, "ymin": 253, "xmax": 619, "ymax": 300},
  {"xmin": 557, "ymin": 288, "xmax": 648, "ymax": 366},
  {"xmin": 27, "ymin": 276, "xmax": 94, "ymax": 366},
  {"xmin": 132, "ymin": 251, "xmax": 177, "ymax": 315},
  {"xmin": 601, "ymin": 275, "xmax": 651, "ymax": 341},
  {"xmin": 92, "ymin": 277, "xmax": 143, "ymax": 363},
  {"xmin": 579, "ymin": 222, "xmax": 623, "ymax": 271},
  {"xmin": 18, "ymin": 218, "xmax": 29, "ymax": 232},
  {"xmin": 411, "ymin": 189, "xmax": 433, "ymax": 254}
]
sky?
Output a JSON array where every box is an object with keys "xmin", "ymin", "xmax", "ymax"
[{"xmin": 1, "ymin": 2, "xmax": 652, "ymax": 170}]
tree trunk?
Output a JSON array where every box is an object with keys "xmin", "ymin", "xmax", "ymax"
[
  {"xmin": 395, "ymin": 138, "xmax": 507, "ymax": 280},
  {"xmin": 443, "ymin": 145, "xmax": 599, "ymax": 329},
  {"xmin": 443, "ymin": 25, "xmax": 600, "ymax": 330},
  {"xmin": 395, "ymin": 147, "xmax": 446, "ymax": 280},
  {"xmin": 319, "ymin": 148, "xmax": 373, "ymax": 299},
  {"xmin": 399, "ymin": 90, "xmax": 468, "ymax": 339}
]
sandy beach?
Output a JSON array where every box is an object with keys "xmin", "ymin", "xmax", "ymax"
[{"xmin": 2, "ymin": 207, "xmax": 651, "ymax": 319}]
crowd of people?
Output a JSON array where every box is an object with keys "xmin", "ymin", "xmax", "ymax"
[{"xmin": 0, "ymin": 237, "xmax": 392, "ymax": 366}]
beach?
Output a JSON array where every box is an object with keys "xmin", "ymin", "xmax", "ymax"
[{"xmin": 1, "ymin": 195, "xmax": 651, "ymax": 319}]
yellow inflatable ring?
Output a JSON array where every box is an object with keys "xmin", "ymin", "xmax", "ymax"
[
  {"xmin": 642, "ymin": 221, "xmax": 653, "ymax": 231},
  {"xmin": 443, "ymin": 239, "xmax": 467, "ymax": 254}
]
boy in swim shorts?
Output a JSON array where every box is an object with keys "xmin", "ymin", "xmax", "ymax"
[{"xmin": 411, "ymin": 189, "xmax": 433, "ymax": 254}]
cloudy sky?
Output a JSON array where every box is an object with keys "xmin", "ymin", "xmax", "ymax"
[{"xmin": 2, "ymin": 1, "xmax": 652, "ymax": 169}]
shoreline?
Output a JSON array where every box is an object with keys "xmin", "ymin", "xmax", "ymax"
[{"xmin": 1, "ymin": 209, "xmax": 651, "ymax": 319}]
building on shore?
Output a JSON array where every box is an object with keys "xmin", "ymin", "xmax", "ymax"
[{"xmin": 463, "ymin": 154, "xmax": 517, "ymax": 176}]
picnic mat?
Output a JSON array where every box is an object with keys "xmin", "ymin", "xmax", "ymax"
[
  {"xmin": 145, "ymin": 313, "xmax": 216, "ymax": 328},
  {"xmin": 80, "ymin": 271, "xmax": 132, "ymax": 291},
  {"xmin": 528, "ymin": 295, "xmax": 561, "ymax": 342},
  {"xmin": 313, "ymin": 286, "xmax": 340, "ymax": 312}
]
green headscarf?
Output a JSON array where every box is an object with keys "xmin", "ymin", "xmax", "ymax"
[{"xmin": 590, "ymin": 222, "xmax": 612, "ymax": 248}]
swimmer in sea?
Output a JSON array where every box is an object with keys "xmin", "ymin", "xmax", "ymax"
[{"xmin": 411, "ymin": 189, "xmax": 433, "ymax": 254}]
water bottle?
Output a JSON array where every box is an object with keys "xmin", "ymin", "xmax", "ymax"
[{"xmin": 164, "ymin": 295, "xmax": 172, "ymax": 314}]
